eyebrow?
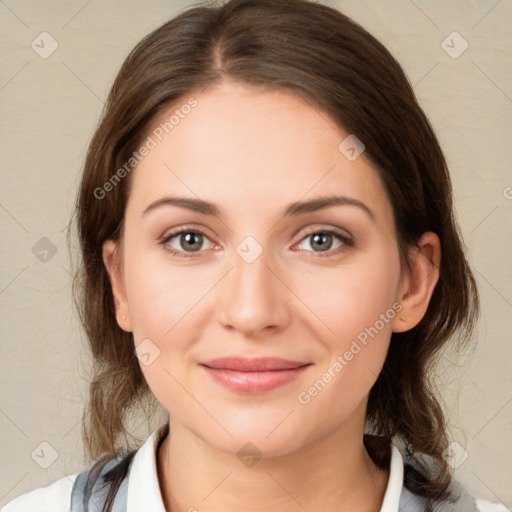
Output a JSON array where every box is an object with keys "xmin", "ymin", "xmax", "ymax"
[{"xmin": 141, "ymin": 195, "xmax": 375, "ymax": 222}]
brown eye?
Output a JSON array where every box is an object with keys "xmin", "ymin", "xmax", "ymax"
[
  {"xmin": 161, "ymin": 229, "xmax": 215, "ymax": 257},
  {"xmin": 178, "ymin": 232, "xmax": 204, "ymax": 252},
  {"xmin": 296, "ymin": 229, "xmax": 353, "ymax": 255},
  {"xmin": 309, "ymin": 233, "xmax": 334, "ymax": 252}
]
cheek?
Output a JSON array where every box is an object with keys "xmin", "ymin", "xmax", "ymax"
[
  {"xmin": 127, "ymin": 272, "xmax": 211, "ymax": 347},
  {"xmin": 124, "ymin": 258, "xmax": 214, "ymax": 412},
  {"xmin": 293, "ymin": 243, "xmax": 401, "ymax": 407},
  {"xmin": 302, "ymin": 248, "xmax": 401, "ymax": 344},
  {"xmin": 123, "ymin": 248, "xmax": 222, "ymax": 398},
  {"xmin": 123, "ymin": 237, "xmax": 209, "ymax": 335}
]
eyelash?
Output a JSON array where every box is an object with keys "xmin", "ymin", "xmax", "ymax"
[{"xmin": 159, "ymin": 227, "xmax": 354, "ymax": 259}]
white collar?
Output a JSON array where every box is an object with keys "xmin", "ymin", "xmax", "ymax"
[
  {"xmin": 127, "ymin": 424, "xmax": 167, "ymax": 512},
  {"xmin": 127, "ymin": 424, "xmax": 404, "ymax": 512}
]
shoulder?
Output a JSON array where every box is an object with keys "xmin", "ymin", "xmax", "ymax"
[
  {"xmin": 398, "ymin": 479, "xmax": 509, "ymax": 512},
  {"xmin": 2, "ymin": 450, "xmax": 135, "ymax": 512},
  {"xmin": 1, "ymin": 425, "xmax": 166, "ymax": 512},
  {"xmin": 393, "ymin": 440, "xmax": 508, "ymax": 512},
  {"xmin": 1, "ymin": 473, "xmax": 78, "ymax": 512},
  {"xmin": 399, "ymin": 456, "xmax": 509, "ymax": 512}
]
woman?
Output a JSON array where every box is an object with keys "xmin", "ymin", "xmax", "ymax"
[{"xmin": 2, "ymin": 0, "xmax": 507, "ymax": 511}]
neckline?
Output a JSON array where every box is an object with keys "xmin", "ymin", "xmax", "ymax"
[{"xmin": 127, "ymin": 422, "xmax": 404, "ymax": 512}]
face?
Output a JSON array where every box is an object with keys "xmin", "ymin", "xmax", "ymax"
[{"xmin": 104, "ymin": 81, "xmax": 413, "ymax": 457}]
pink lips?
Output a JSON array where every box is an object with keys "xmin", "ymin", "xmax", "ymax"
[{"xmin": 200, "ymin": 357, "xmax": 312, "ymax": 393}]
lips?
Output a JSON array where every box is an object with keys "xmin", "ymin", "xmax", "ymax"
[
  {"xmin": 199, "ymin": 357, "xmax": 312, "ymax": 393},
  {"xmin": 201, "ymin": 357, "xmax": 310, "ymax": 372}
]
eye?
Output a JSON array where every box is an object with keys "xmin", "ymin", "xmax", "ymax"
[
  {"xmin": 159, "ymin": 227, "xmax": 354, "ymax": 259},
  {"xmin": 160, "ymin": 229, "xmax": 216, "ymax": 258},
  {"xmin": 295, "ymin": 229, "xmax": 353, "ymax": 256}
]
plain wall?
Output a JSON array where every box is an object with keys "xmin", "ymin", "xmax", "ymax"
[{"xmin": 1, "ymin": 0, "xmax": 511, "ymax": 508}]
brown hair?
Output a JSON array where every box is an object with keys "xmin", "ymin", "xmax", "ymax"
[{"xmin": 68, "ymin": 0, "xmax": 479, "ymax": 509}]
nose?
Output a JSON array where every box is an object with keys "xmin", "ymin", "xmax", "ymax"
[{"xmin": 217, "ymin": 248, "xmax": 291, "ymax": 338}]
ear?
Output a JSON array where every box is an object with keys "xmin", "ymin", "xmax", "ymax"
[
  {"xmin": 391, "ymin": 232, "xmax": 441, "ymax": 333},
  {"xmin": 102, "ymin": 239, "xmax": 133, "ymax": 332}
]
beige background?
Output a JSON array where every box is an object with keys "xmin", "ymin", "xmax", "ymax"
[{"xmin": 1, "ymin": 0, "xmax": 511, "ymax": 508}]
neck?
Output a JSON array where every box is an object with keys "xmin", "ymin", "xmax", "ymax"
[{"xmin": 157, "ymin": 408, "xmax": 390, "ymax": 512}]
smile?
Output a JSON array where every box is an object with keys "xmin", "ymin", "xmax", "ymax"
[{"xmin": 199, "ymin": 357, "xmax": 313, "ymax": 393}]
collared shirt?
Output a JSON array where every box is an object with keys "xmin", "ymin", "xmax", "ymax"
[{"xmin": 2, "ymin": 424, "xmax": 507, "ymax": 512}]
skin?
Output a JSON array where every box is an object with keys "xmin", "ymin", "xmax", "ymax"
[{"xmin": 103, "ymin": 81, "xmax": 441, "ymax": 512}]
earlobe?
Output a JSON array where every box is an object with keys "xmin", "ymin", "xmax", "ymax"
[
  {"xmin": 391, "ymin": 232, "xmax": 441, "ymax": 333},
  {"xmin": 102, "ymin": 240, "xmax": 133, "ymax": 332}
]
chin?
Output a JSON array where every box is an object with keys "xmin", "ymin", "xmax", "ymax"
[
  {"xmin": 202, "ymin": 415, "xmax": 307, "ymax": 459},
  {"xmin": 216, "ymin": 434, "xmax": 302, "ymax": 461}
]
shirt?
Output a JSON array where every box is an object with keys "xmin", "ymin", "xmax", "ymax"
[{"xmin": 2, "ymin": 423, "xmax": 508, "ymax": 512}]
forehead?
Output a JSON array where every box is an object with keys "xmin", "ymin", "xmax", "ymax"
[{"xmin": 127, "ymin": 82, "xmax": 392, "ymax": 224}]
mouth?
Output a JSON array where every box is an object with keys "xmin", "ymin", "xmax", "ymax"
[
  {"xmin": 199, "ymin": 357, "xmax": 313, "ymax": 393},
  {"xmin": 201, "ymin": 357, "xmax": 310, "ymax": 372}
]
